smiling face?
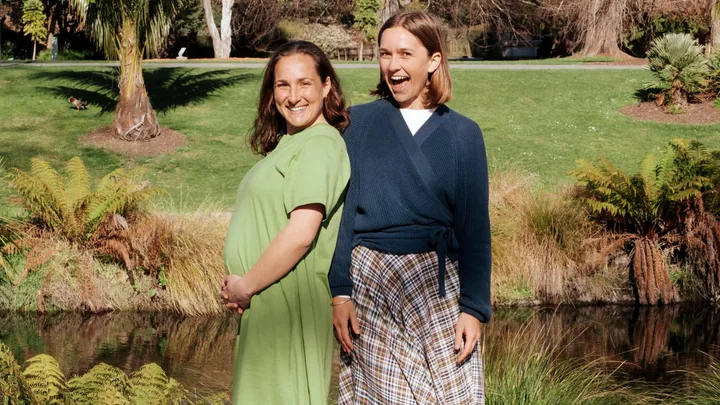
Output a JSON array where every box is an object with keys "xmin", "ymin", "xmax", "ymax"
[
  {"xmin": 379, "ymin": 27, "xmax": 441, "ymax": 109},
  {"xmin": 273, "ymin": 53, "xmax": 331, "ymax": 135}
]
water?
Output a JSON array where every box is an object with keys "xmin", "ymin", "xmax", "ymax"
[{"xmin": 1, "ymin": 304, "xmax": 718, "ymax": 395}]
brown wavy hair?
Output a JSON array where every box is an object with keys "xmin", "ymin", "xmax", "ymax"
[
  {"xmin": 249, "ymin": 40, "xmax": 350, "ymax": 156},
  {"xmin": 371, "ymin": 11, "xmax": 452, "ymax": 107}
]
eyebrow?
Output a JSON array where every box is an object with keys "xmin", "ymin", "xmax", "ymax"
[
  {"xmin": 274, "ymin": 77, "xmax": 315, "ymax": 84},
  {"xmin": 378, "ymin": 47, "xmax": 414, "ymax": 53}
]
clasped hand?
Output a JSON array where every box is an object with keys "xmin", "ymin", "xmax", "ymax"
[{"xmin": 221, "ymin": 274, "xmax": 252, "ymax": 315}]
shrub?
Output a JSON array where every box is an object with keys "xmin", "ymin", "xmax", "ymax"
[
  {"xmin": 572, "ymin": 139, "xmax": 720, "ymax": 304},
  {"xmin": 7, "ymin": 157, "xmax": 163, "ymax": 242},
  {"xmin": 283, "ymin": 22, "xmax": 355, "ymax": 58},
  {"xmin": 646, "ymin": 33, "xmax": 709, "ymax": 107},
  {"xmin": 707, "ymin": 52, "xmax": 720, "ymax": 99}
]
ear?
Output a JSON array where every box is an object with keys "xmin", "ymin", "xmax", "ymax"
[
  {"xmin": 427, "ymin": 52, "xmax": 442, "ymax": 74},
  {"xmin": 322, "ymin": 76, "xmax": 331, "ymax": 98}
]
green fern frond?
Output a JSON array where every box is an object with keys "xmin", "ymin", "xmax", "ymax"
[
  {"xmin": 0, "ymin": 341, "xmax": 39, "ymax": 405},
  {"xmin": 130, "ymin": 363, "xmax": 169, "ymax": 405},
  {"xmin": 130, "ymin": 364, "xmax": 190, "ymax": 405},
  {"xmin": 65, "ymin": 157, "xmax": 91, "ymax": 208},
  {"xmin": 22, "ymin": 354, "xmax": 71, "ymax": 404},
  {"xmin": 639, "ymin": 153, "xmax": 659, "ymax": 202},
  {"xmin": 10, "ymin": 169, "xmax": 65, "ymax": 231},
  {"xmin": 164, "ymin": 378, "xmax": 189, "ymax": 405},
  {"xmin": 94, "ymin": 385, "xmax": 132, "ymax": 405},
  {"xmin": 68, "ymin": 363, "xmax": 134, "ymax": 404},
  {"xmin": 29, "ymin": 158, "xmax": 71, "ymax": 222},
  {"xmin": 195, "ymin": 392, "xmax": 231, "ymax": 405}
]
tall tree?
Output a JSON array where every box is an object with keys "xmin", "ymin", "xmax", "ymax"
[
  {"xmin": 22, "ymin": 0, "xmax": 46, "ymax": 60},
  {"xmin": 711, "ymin": 0, "xmax": 720, "ymax": 55},
  {"xmin": 379, "ymin": 0, "xmax": 411, "ymax": 26},
  {"xmin": 70, "ymin": 0, "xmax": 183, "ymax": 141},
  {"xmin": 353, "ymin": 0, "xmax": 379, "ymax": 61},
  {"xmin": 542, "ymin": 0, "xmax": 644, "ymax": 58},
  {"xmin": 203, "ymin": 0, "xmax": 234, "ymax": 58}
]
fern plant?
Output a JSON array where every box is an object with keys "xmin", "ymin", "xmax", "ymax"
[
  {"xmin": 0, "ymin": 340, "xmax": 39, "ymax": 405},
  {"xmin": 572, "ymin": 139, "xmax": 718, "ymax": 305},
  {"xmin": 22, "ymin": 354, "xmax": 71, "ymax": 404},
  {"xmin": 646, "ymin": 33, "xmax": 709, "ymax": 107},
  {"xmin": 0, "ymin": 341, "xmax": 224, "ymax": 404},
  {"xmin": 130, "ymin": 363, "xmax": 189, "ymax": 405},
  {"xmin": 8, "ymin": 157, "xmax": 163, "ymax": 242}
]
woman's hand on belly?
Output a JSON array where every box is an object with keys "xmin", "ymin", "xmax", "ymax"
[{"xmin": 221, "ymin": 274, "xmax": 253, "ymax": 314}]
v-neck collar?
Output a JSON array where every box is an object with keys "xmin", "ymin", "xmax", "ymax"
[{"xmin": 381, "ymin": 98, "xmax": 448, "ymax": 147}]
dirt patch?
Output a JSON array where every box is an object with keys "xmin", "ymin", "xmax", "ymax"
[
  {"xmin": 81, "ymin": 125, "xmax": 187, "ymax": 157},
  {"xmin": 585, "ymin": 58, "xmax": 647, "ymax": 66},
  {"xmin": 620, "ymin": 101, "xmax": 720, "ymax": 125}
]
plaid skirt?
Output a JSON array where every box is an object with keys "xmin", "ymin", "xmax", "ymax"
[{"xmin": 338, "ymin": 246, "xmax": 484, "ymax": 405}]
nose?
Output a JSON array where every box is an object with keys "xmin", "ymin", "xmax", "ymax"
[
  {"xmin": 388, "ymin": 54, "xmax": 401, "ymax": 72},
  {"xmin": 288, "ymin": 85, "xmax": 301, "ymax": 104}
]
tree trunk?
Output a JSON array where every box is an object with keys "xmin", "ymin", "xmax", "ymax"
[
  {"xmin": 114, "ymin": 21, "xmax": 160, "ymax": 142},
  {"xmin": 710, "ymin": 0, "xmax": 720, "ymax": 56},
  {"xmin": 45, "ymin": 2, "xmax": 57, "ymax": 50},
  {"xmin": 203, "ymin": 0, "xmax": 234, "ymax": 59},
  {"xmin": 575, "ymin": 0, "xmax": 631, "ymax": 58},
  {"xmin": 358, "ymin": 40, "xmax": 364, "ymax": 61},
  {"xmin": 631, "ymin": 306, "xmax": 676, "ymax": 377},
  {"xmin": 32, "ymin": 41, "xmax": 36, "ymax": 60},
  {"xmin": 379, "ymin": 0, "xmax": 412, "ymax": 26},
  {"xmin": 632, "ymin": 237, "xmax": 679, "ymax": 305}
]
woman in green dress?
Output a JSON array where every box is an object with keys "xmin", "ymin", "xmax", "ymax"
[{"xmin": 220, "ymin": 40, "xmax": 351, "ymax": 404}]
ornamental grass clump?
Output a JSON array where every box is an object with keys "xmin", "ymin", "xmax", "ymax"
[{"xmin": 483, "ymin": 320, "xmax": 647, "ymax": 405}]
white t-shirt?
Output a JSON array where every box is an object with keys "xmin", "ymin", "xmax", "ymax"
[{"xmin": 400, "ymin": 107, "xmax": 437, "ymax": 135}]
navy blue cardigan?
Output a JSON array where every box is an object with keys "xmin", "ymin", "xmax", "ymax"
[{"xmin": 328, "ymin": 99, "xmax": 492, "ymax": 323}]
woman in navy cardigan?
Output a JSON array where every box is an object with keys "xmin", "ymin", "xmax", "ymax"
[{"xmin": 329, "ymin": 10, "xmax": 491, "ymax": 404}]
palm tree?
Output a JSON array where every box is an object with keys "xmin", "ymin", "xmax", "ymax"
[
  {"xmin": 646, "ymin": 33, "xmax": 709, "ymax": 107},
  {"xmin": 70, "ymin": 0, "xmax": 184, "ymax": 141}
]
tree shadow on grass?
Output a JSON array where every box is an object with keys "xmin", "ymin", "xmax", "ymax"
[
  {"xmin": 33, "ymin": 68, "xmax": 257, "ymax": 115},
  {"xmin": 634, "ymin": 87, "xmax": 658, "ymax": 103}
]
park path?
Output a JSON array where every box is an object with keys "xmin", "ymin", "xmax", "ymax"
[{"xmin": 0, "ymin": 61, "xmax": 646, "ymax": 70}]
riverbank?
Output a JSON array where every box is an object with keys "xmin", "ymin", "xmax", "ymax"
[{"xmin": 1, "ymin": 170, "xmax": 643, "ymax": 314}]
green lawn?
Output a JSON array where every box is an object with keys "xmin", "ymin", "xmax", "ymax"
[{"xmin": 0, "ymin": 66, "xmax": 718, "ymax": 215}]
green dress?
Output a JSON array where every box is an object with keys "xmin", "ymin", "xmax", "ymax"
[{"xmin": 223, "ymin": 123, "xmax": 350, "ymax": 405}]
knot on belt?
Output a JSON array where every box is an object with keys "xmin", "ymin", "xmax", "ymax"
[{"xmin": 430, "ymin": 227, "xmax": 459, "ymax": 297}]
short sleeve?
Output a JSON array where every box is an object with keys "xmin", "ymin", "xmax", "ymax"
[{"xmin": 283, "ymin": 134, "xmax": 351, "ymax": 219}]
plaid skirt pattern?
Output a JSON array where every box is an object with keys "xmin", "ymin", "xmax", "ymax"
[{"xmin": 338, "ymin": 246, "xmax": 484, "ymax": 405}]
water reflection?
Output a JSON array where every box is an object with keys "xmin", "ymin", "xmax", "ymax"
[{"xmin": 1, "ymin": 304, "xmax": 718, "ymax": 393}]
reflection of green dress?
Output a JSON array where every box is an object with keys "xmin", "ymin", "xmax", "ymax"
[{"xmin": 223, "ymin": 123, "xmax": 350, "ymax": 405}]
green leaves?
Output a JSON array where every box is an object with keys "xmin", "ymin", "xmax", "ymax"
[
  {"xmin": 572, "ymin": 139, "xmax": 720, "ymax": 236},
  {"xmin": 22, "ymin": 354, "xmax": 71, "ymax": 404},
  {"xmin": 646, "ymin": 33, "xmax": 710, "ymax": 104},
  {"xmin": 69, "ymin": 0, "xmax": 185, "ymax": 60},
  {"xmin": 7, "ymin": 157, "xmax": 164, "ymax": 243},
  {"xmin": 353, "ymin": 0, "xmax": 380, "ymax": 41},
  {"xmin": 22, "ymin": 0, "xmax": 48, "ymax": 45}
]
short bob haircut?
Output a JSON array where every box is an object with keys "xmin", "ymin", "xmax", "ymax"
[
  {"xmin": 372, "ymin": 11, "xmax": 452, "ymax": 106},
  {"xmin": 249, "ymin": 40, "xmax": 350, "ymax": 156}
]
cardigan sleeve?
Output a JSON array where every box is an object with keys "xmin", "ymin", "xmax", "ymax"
[{"xmin": 453, "ymin": 120, "xmax": 493, "ymax": 323}]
